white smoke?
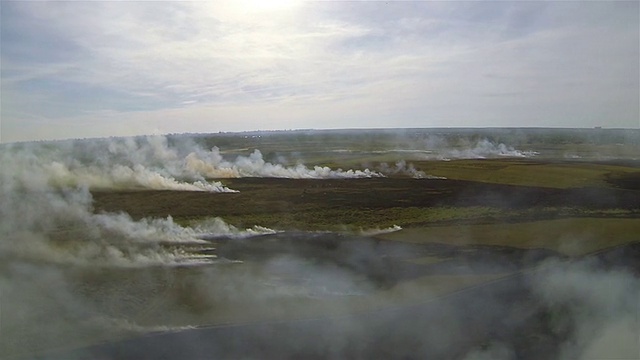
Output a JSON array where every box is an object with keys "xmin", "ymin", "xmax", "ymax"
[
  {"xmin": 3, "ymin": 138, "xmax": 235, "ymax": 193},
  {"xmin": 423, "ymin": 136, "xmax": 539, "ymax": 160},
  {"xmin": 184, "ymin": 147, "xmax": 381, "ymax": 179},
  {"xmin": 462, "ymin": 342, "xmax": 515, "ymax": 360},
  {"xmin": 532, "ymin": 259, "xmax": 640, "ymax": 360},
  {"xmin": 3, "ymin": 134, "xmax": 634, "ymax": 359},
  {"xmin": 447, "ymin": 139, "xmax": 538, "ymax": 159},
  {"xmin": 46, "ymin": 161, "xmax": 233, "ymax": 192},
  {"xmin": 359, "ymin": 225, "xmax": 403, "ymax": 236},
  {"xmin": 259, "ymin": 255, "xmax": 375, "ymax": 299},
  {"xmin": 0, "ymin": 192, "xmax": 276, "ymax": 268},
  {"xmin": 0, "ymin": 136, "xmax": 284, "ymax": 357},
  {"xmin": 377, "ymin": 160, "xmax": 446, "ymax": 179},
  {"xmin": 327, "ymin": 136, "xmax": 538, "ymax": 162},
  {"xmin": 2, "ymin": 135, "xmax": 381, "ymax": 195},
  {"xmin": 190, "ymin": 217, "xmax": 279, "ymax": 239},
  {"xmin": 0, "ymin": 137, "xmax": 285, "ymax": 269}
]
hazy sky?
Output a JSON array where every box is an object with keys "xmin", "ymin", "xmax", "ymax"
[{"xmin": 2, "ymin": 1, "xmax": 639, "ymax": 142}]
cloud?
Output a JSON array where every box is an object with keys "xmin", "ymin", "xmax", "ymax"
[{"xmin": 1, "ymin": 1, "xmax": 638, "ymax": 142}]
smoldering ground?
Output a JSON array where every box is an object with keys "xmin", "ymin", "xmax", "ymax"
[
  {"xmin": 0, "ymin": 135, "xmax": 379, "ymax": 357},
  {"xmin": 2, "ymin": 134, "xmax": 639, "ymax": 359},
  {"xmin": 30, "ymin": 244, "xmax": 640, "ymax": 360},
  {"xmin": 7, "ymin": 227, "xmax": 639, "ymax": 360}
]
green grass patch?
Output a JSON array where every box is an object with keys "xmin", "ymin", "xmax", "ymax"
[
  {"xmin": 377, "ymin": 218, "xmax": 640, "ymax": 257},
  {"xmin": 412, "ymin": 159, "xmax": 640, "ymax": 188}
]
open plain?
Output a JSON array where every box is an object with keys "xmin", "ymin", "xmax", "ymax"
[{"xmin": 3, "ymin": 129, "xmax": 639, "ymax": 359}]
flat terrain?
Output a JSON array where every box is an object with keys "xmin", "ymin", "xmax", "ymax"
[
  {"xmin": 39, "ymin": 241, "xmax": 640, "ymax": 360},
  {"xmin": 74, "ymin": 158, "xmax": 640, "ymax": 360},
  {"xmin": 12, "ymin": 130, "xmax": 640, "ymax": 360},
  {"xmin": 378, "ymin": 218, "xmax": 640, "ymax": 256},
  {"xmin": 92, "ymin": 160, "xmax": 640, "ymax": 231}
]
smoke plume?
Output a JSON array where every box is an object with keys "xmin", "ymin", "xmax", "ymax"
[
  {"xmin": 377, "ymin": 160, "xmax": 446, "ymax": 179},
  {"xmin": 532, "ymin": 259, "xmax": 640, "ymax": 360},
  {"xmin": 422, "ymin": 136, "xmax": 539, "ymax": 160},
  {"xmin": 2, "ymin": 135, "xmax": 381, "ymax": 195},
  {"xmin": 0, "ymin": 138, "xmax": 282, "ymax": 357},
  {"xmin": 1, "ymin": 133, "xmax": 637, "ymax": 359}
]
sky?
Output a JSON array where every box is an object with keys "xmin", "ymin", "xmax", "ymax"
[{"xmin": 1, "ymin": 1, "xmax": 639, "ymax": 143}]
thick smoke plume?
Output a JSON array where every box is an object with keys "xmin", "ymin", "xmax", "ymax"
[
  {"xmin": 2, "ymin": 135, "xmax": 381, "ymax": 195},
  {"xmin": 532, "ymin": 259, "xmax": 640, "ymax": 360},
  {"xmin": 0, "ymin": 138, "xmax": 280, "ymax": 356},
  {"xmin": 0, "ymin": 142, "xmax": 277, "ymax": 268},
  {"xmin": 184, "ymin": 147, "xmax": 380, "ymax": 179},
  {"xmin": 0, "ymin": 133, "xmax": 378, "ymax": 357},
  {"xmin": 1, "ymin": 134, "xmax": 637, "ymax": 359}
]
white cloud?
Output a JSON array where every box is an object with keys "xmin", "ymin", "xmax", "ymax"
[{"xmin": 1, "ymin": 1, "xmax": 638, "ymax": 142}]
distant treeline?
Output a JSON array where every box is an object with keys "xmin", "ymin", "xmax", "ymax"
[{"xmin": 170, "ymin": 128, "xmax": 640, "ymax": 152}]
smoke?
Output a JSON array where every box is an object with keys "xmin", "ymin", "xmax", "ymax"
[
  {"xmin": 0, "ymin": 141, "xmax": 275, "ymax": 267},
  {"xmin": 532, "ymin": 259, "xmax": 640, "ymax": 360},
  {"xmin": 0, "ymin": 138, "xmax": 281, "ymax": 357},
  {"xmin": 0, "ymin": 187, "xmax": 273, "ymax": 268},
  {"xmin": 377, "ymin": 160, "xmax": 446, "ymax": 179},
  {"xmin": 332, "ymin": 135, "xmax": 538, "ymax": 162},
  {"xmin": 2, "ymin": 135, "xmax": 382, "ymax": 195},
  {"xmin": 330, "ymin": 137, "xmax": 537, "ymax": 161},
  {"xmin": 3, "ymin": 138, "xmax": 235, "ymax": 193},
  {"xmin": 184, "ymin": 147, "xmax": 381, "ymax": 179},
  {"xmin": 423, "ymin": 136, "xmax": 539, "ymax": 160},
  {"xmin": 1, "ymin": 134, "xmax": 637, "ymax": 359},
  {"xmin": 446, "ymin": 138, "xmax": 537, "ymax": 159},
  {"xmin": 0, "ymin": 134, "xmax": 382, "ymax": 357},
  {"xmin": 359, "ymin": 225, "xmax": 403, "ymax": 236},
  {"xmin": 462, "ymin": 343, "xmax": 515, "ymax": 360}
]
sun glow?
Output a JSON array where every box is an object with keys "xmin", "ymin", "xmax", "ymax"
[{"xmin": 240, "ymin": 0, "xmax": 298, "ymax": 12}]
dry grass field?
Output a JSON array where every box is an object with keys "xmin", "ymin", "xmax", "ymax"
[{"xmin": 4, "ymin": 129, "xmax": 640, "ymax": 359}]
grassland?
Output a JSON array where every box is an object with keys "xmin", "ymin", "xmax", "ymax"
[
  {"xmin": 90, "ymin": 155, "xmax": 640, "ymax": 266},
  {"xmin": 92, "ymin": 160, "xmax": 640, "ymax": 230},
  {"xmin": 89, "ymin": 133, "xmax": 640, "ymax": 312},
  {"xmin": 377, "ymin": 218, "xmax": 640, "ymax": 257},
  {"xmin": 9, "ymin": 129, "xmax": 640, "ymax": 360},
  {"xmin": 414, "ymin": 159, "xmax": 640, "ymax": 188}
]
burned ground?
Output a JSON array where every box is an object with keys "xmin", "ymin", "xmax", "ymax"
[
  {"xmin": 80, "ymin": 173, "xmax": 640, "ymax": 360},
  {"xmin": 5, "ymin": 131, "xmax": 640, "ymax": 360},
  {"xmin": 43, "ymin": 239, "xmax": 640, "ymax": 360},
  {"xmin": 92, "ymin": 176, "xmax": 640, "ymax": 228}
]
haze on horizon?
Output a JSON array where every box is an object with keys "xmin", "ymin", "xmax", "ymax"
[{"xmin": 1, "ymin": 1, "xmax": 639, "ymax": 143}]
